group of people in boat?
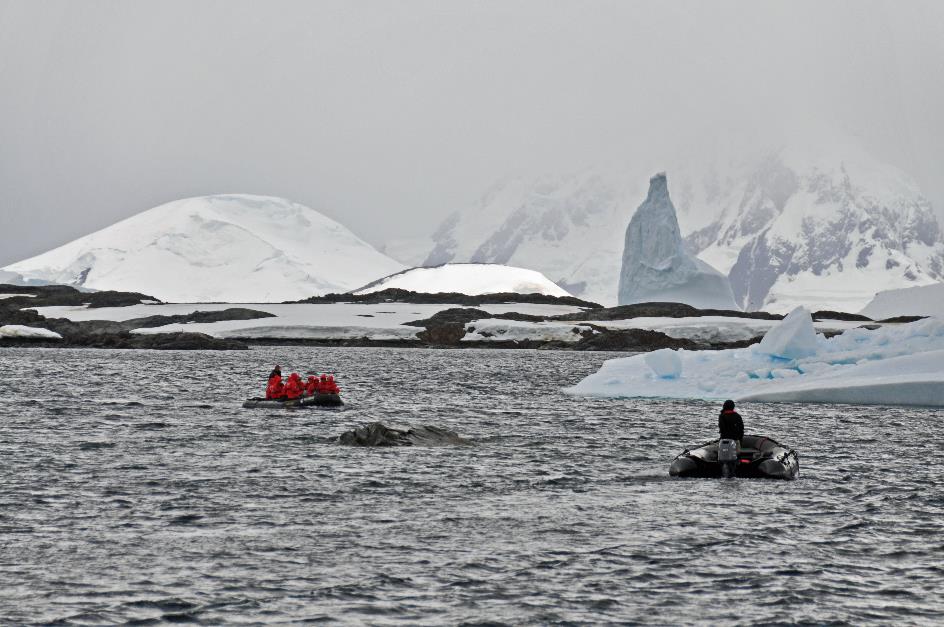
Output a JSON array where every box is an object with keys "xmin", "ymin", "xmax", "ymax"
[{"xmin": 265, "ymin": 365, "xmax": 340, "ymax": 400}]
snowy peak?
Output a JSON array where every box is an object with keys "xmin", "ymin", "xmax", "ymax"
[
  {"xmin": 353, "ymin": 263, "xmax": 572, "ymax": 297},
  {"xmin": 618, "ymin": 173, "xmax": 738, "ymax": 310},
  {"xmin": 422, "ymin": 170, "xmax": 631, "ymax": 304},
  {"xmin": 701, "ymin": 151, "xmax": 944, "ymax": 312},
  {"xmin": 4, "ymin": 195, "xmax": 405, "ymax": 302}
]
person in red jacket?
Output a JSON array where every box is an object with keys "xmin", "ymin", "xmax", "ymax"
[
  {"xmin": 305, "ymin": 375, "xmax": 318, "ymax": 396},
  {"xmin": 284, "ymin": 372, "xmax": 304, "ymax": 400},
  {"xmin": 265, "ymin": 373, "xmax": 284, "ymax": 400},
  {"xmin": 323, "ymin": 374, "xmax": 340, "ymax": 395}
]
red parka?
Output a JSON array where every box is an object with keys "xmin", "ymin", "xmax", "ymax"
[
  {"xmin": 284, "ymin": 373, "xmax": 304, "ymax": 400},
  {"xmin": 265, "ymin": 375, "xmax": 284, "ymax": 400}
]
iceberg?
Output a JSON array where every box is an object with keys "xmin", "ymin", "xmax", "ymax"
[
  {"xmin": 618, "ymin": 174, "xmax": 738, "ymax": 310},
  {"xmin": 754, "ymin": 306, "xmax": 818, "ymax": 359},
  {"xmin": 564, "ymin": 314, "xmax": 944, "ymax": 407}
]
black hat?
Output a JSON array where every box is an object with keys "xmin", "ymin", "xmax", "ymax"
[{"xmin": 722, "ymin": 399, "xmax": 735, "ymax": 411}]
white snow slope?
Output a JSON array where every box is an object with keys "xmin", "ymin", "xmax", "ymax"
[
  {"xmin": 564, "ymin": 307, "xmax": 944, "ymax": 407},
  {"xmin": 422, "ymin": 147, "xmax": 944, "ymax": 311},
  {"xmin": 0, "ymin": 325, "xmax": 62, "ymax": 339},
  {"xmin": 3, "ymin": 195, "xmax": 405, "ymax": 303},
  {"xmin": 353, "ymin": 263, "xmax": 572, "ymax": 297},
  {"xmin": 618, "ymin": 173, "xmax": 737, "ymax": 309},
  {"xmin": 860, "ymin": 282, "xmax": 944, "ymax": 320}
]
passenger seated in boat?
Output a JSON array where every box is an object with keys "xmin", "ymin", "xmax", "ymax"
[
  {"xmin": 268, "ymin": 364, "xmax": 282, "ymax": 382},
  {"xmin": 284, "ymin": 373, "xmax": 304, "ymax": 400},
  {"xmin": 718, "ymin": 399, "xmax": 744, "ymax": 443},
  {"xmin": 323, "ymin": 374, "xmax": 341, "ymax": 395},
  {"xmin": 265, "ymin": 373, "xmax": 285, "ymax": 400},
  {"xmin": 305, "ymin": 375, "xmax": 318, "ymax": 396}
]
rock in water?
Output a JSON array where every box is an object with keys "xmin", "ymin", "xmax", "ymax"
[
  {"xmin": 338, "ymin": 422, "xmax": 470, "ymax": 447},
  {"xmin": 618, "ymin": 173, "xmax": 739, "ymax": 310}
]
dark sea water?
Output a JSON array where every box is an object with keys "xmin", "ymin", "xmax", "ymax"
[{"xmin": 1, "ymin": 346, "xmax": 943, "ymax": 625}]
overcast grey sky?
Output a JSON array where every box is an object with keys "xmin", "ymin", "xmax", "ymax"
[{"xmin": 1, "ymin": 0, "xmax": 943, "ymax": 265}]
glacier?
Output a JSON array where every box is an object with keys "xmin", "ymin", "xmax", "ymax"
[
  {"xmin": 618, "ymin": 173, "xmax": 738, "ymax": 309},
  {"xmin": 564, "ymin": 307, "xmax": 944, "ymax": 407},
  {"xmin": 352, "ymin": 263, "xmax": 572, "ymax": 297},
  {"xmin": 3, "ymin": 195, "xmax": 405, "ymax": 303}
]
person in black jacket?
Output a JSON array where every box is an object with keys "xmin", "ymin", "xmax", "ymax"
[{"xmin": 718, "ymin": 399, "xmax": 744, "ymax": 442}]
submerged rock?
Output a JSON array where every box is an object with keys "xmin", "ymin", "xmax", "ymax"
[{"xmin": 338, "ymin": 422, "xmax": 471, "ymax": 447}]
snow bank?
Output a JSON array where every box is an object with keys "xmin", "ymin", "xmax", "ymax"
[
  {"xmin": 0, "ymin": 293, "xmax": 35, "ymax": 299},
  {"xmin": 0, "ymin": 325, "xmax": 62, "ymax": 339},
  {"xmin": 353, "ymin": 263, "xmax": 571, "ymax": 297},
  {"xmin": 565, "ymin": 314, "xmax": 944, "ymax": 407},
  {"xmin": 860, "ymin": 282, "xmax": 944, "ymax": 319}
]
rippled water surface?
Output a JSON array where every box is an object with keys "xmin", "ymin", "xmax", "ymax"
[{"xmin": 2, "ymin": 347, "xmax": 943, "ymax": 625}]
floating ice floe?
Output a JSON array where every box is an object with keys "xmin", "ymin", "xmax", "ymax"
[
  {"xmin": 0, "ymin": 325, "xmax": 62, "ymax": 339},
  {"xmin": 564, "ymin": 306, "xmax": 944, "ymax": 407}
]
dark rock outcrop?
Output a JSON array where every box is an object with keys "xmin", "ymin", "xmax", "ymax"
[
  {"xmin": 552, "ymin": 302, "xmax": 782, "ymax": 322},
  {"xmin": 572, "ymin": 325, "xmax": 697, "ymax": 351},
  {"xmin": 0, "ymin": 287, "xmax": 255, "ymax": 350},
  {"xmin": 122, "ymin": 308, "xmax": 275, "ymax": 329},
  {"xmin": 812, "ymin": 310, "xmax": 872, "ymax": 322},
  {"xmin": 338, "ymin": 422, "xmax": 471, "ymax": 447},
  {"xmin": 878, "ymin": 315, "xmax": 928, "ymax": 324},
  {"xmin": 0, "ymin": 284, "xmax": 160, "ymax": 308},
  {"xmin": 288, "ymin": 287, "xmax": 601, "ymax": 309}
]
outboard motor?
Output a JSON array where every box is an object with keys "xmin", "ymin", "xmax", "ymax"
[{"xmin": 718, "ymin": 438, "xmax": 738, "ymax": 478}]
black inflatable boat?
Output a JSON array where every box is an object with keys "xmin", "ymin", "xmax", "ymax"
[
  {"xmin": 242, "ymin": 393, "xmax": 343, "ymax": 409},
  {"xmin": 669, "ymin": 434, "xmax": 799, "ymax": 480}
]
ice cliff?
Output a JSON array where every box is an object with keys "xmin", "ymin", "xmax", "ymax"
[{"xmin": 617, "ymin": 173, "xmax": 738, "ymax": 310}]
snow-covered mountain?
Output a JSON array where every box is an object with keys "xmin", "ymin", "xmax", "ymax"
[
  {"xmin": 618, "ymin": 174, "xmax": 737, "ymax": 309},
  {"xmin": 353, "ymin": 263, "xmax": 572, "ymax": 297},
  {"xmin": 421, "ymin": 148, "xmax": 944, "ymax": 311},
  {"xmin": 424, "ymin": 171, "xmax": 636, "ymax": 306},
  {"xmin": 4, "ymin": 195, "xmax": 405, "ymax": 302},
  {"xmin": 688, "ymin": 148, "xmax": 944, "ymax": 313}
]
